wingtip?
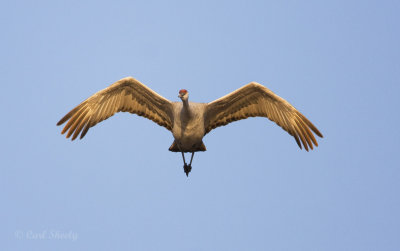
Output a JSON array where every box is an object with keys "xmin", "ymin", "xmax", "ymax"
[
  {"xmin": 314, "ymin": 129, "xmax": 323, "ymax": 138},
  {"xmin": 56, "ymin": 119, "xmax": 65, "ymax": 126}
]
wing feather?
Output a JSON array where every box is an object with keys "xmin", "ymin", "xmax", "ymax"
[
  {"xmin": 71, "ymin": 110, "xmax": 90, "ymax": 140},
  {"xmin": 68, "ymin": 109, "xmax": 89, "ymax": 139},
  {"xmin": 205, "ymin": 82, "xmax": 323, "ymax": 150},
  {"xmin": 80, "ymin": 116, "xmax": 93, "ymax": 139},
  {"xmin": 57, "ymin": 77, "xmax": 173, "ymax": 140}
]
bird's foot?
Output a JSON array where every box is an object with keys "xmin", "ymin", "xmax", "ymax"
[{"xmin": 183, "ymin": 163, "xmax": 192, "ymax": 177}]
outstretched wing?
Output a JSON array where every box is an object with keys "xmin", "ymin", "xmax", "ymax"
[
  {"xmin": 204, "ymin": 82, "xmax": 323, "ymax": 151},
  {"xmin": 57, "ymin": 77, "xmax": 173, "ymax": 140}
]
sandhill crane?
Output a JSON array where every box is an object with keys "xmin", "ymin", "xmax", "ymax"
[{"xmin": 57, "ymin": 77, "xmax": 323, "ymax": 176}]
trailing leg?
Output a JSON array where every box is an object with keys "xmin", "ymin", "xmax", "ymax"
[
  {"xmin": 181, "ymin": 152, "xmax": 186, "ymax": 165},
  {"xmin": 189, "ymin": 152, "xmax": 195, "ymax": 166},
  {"xmin": 183, "ymin": 152, "xmax": 194, "ymax": 177},
  {"xmin": 181, "ymin": 152, "xmax": 191, "ymax": 177}
]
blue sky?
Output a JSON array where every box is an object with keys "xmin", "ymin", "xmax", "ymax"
[{"xmin": 1, "ymin": 0, "xmax": 399, "ymax": 250}]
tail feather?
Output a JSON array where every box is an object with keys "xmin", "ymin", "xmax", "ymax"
[{"xmin": 168, "ymin": 141, "xmax": 206, "ymax": 152}]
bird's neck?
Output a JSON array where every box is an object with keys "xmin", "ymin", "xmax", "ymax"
[{"xmin": 182, "ymin": 99, "xmax": 190, "ymax": 113}]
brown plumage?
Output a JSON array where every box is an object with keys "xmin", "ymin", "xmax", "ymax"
[
  {"xmin": 57, "ymin": 77, "xmax": 323, "ymax": 175},
  {"xmin": 57, "ymin": 77, "xmax": 173, "ymax": 140},
  {"xmin": 205, "ymin": 82, "xmax": 323, "ymax": 151}
]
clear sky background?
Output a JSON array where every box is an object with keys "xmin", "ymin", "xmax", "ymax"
[{"xmin": 1, "ymin": 0, "xmax": 399, "ymax": 250}]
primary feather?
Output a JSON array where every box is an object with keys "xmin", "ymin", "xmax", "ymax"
[
  {"xmin": 205, "ymin": 82, "xmax": 323, "ymax": 151},
  {"xmin": 58, "ymin": 77, "xmax": 323, "ymax": 152},
  {"xmin": 57, "ymin": 77, "xmax": 173, "ymax": 140}
]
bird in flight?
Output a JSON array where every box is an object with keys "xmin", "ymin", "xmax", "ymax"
[{"xmin": 57, "ymin": 77, "xmax": 323, "ymax": 176}]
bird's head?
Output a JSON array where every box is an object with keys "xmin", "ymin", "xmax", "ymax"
[{"xmin": 178, "ymin": 89, "xmax": 189, "ymax": 101}]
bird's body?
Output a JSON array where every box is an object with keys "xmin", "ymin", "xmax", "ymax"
[
  {"xmin": 57, "ymin": 77, "xmax": 323, "ymax": 176},
  {"xmin": 170, "ymin": 101, "xmax": 207, "ymax": 152}
]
